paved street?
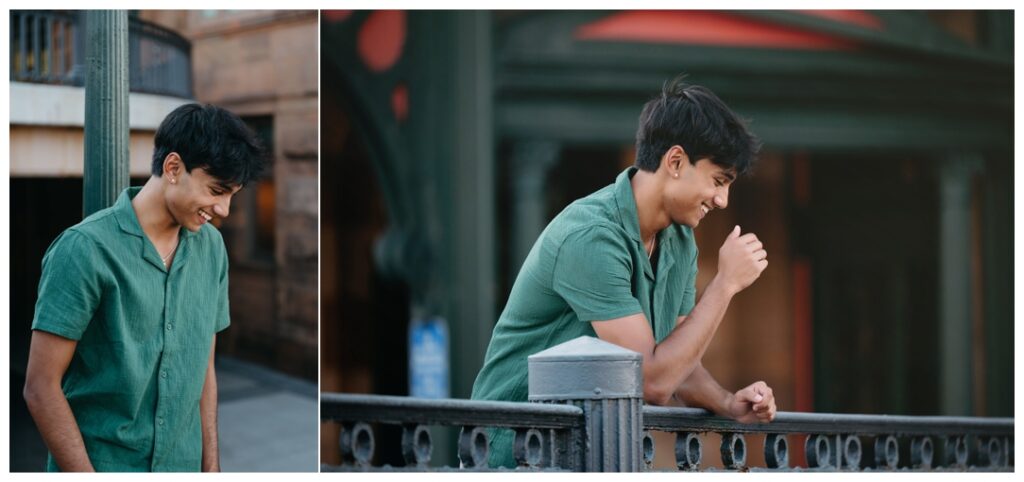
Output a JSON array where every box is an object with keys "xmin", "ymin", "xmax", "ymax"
[{"xmin": 10, "ymin": 356, "xmax": 318, "ymax": 472}]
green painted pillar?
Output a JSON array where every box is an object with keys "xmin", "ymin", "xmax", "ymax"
[
  {"xmin": 510, "ymin": 140, "xmax": 560, "ymax": 283},
  {"xmin": 83, "ymin": 10, "xmax": 130, "ymax": 217},
  {"xmin": 937, "ymin": 154, "xmax": 981, "ymax": 416},
  {"xmin": 448, "ymin": 10, "xmax": 496, "ymax": 400}
]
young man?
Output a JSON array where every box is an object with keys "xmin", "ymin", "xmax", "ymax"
[
  {"xmin": 471, "ymin": 77, "xmax": 776, "ymax": 468},
  {"xmin": 23, "ymin": 104, "xmax": 264, "ymax": 472}
]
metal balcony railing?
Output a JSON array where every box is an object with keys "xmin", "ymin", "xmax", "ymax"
[
  {"xmin": 10, "ymin": 10, "xmax": 192, "ymax": 98},
  {"xmin": 321, "ymin": 336, "xmax": 1014, "ymax": 472}
]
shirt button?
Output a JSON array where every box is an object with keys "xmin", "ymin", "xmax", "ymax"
[
  {"xmin": 160, "ymin": 371, "xmax": 168, "ymax": 379},
  {"xmin": 166, "ymin": 323, "xmax": 173, "ymax": 331},
  {"xmin": 157, "ymin": 418, "xmax": 165, "ymax": 426}
]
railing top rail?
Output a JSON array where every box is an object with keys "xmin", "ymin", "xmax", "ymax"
[
  {"xmin": 321, "ymin": 392, "xmax": 584, "ymax": 430},
  {"xmin": 644, "ymin": 406, "xmax": 1014, "ymax": 436}
]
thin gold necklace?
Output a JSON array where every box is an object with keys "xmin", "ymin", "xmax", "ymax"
[{"xmin": 160, "ymin": 238, "xmax": 179, "ymax": 266}]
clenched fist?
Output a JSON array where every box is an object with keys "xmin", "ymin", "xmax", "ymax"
[
  {"xmin": 725, "ymin": 381, "xmax": 777, "ymax": 424},
  {"xmin": 717, "ymin": 225, "xmax": 767, "ymax": 295}
]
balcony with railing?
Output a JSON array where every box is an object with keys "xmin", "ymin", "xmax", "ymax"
[
  {"xmin": 10, "ymin": 10, "xmax": 191, "ymax": 98},
  {"xmin": 321, "ymin": 336, "xmax": 1013, "ymax": 472}
]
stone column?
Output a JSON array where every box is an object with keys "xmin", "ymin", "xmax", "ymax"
[
  {"xmin": 528, "ymin": 336, "xmax": 644, "ymax": 471},
  {"xmin": 83, "ymin": 10, "xmax": 129, "ymax": 217},
  {"xmin": 937, "ymin": 154, "xmax": 982, "ymax": 415}
]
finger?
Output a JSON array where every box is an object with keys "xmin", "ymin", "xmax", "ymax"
[
  {"xmin": 736, "ymin": 387, "xmax": 764, "ymax": 405},
  {"xmin": 751, "ymin": 249, "xmax": 767, "ymax": 261},
  {"xmin": 745, "ymin": 240, "xmax": 764, "ymax": 252},
  {"xmin": 756, "ymin": 259, "xmax": 768, "ymax": 270},
  {"xmin": 728, "ymin": 225, "xmax": 741, "ymax": 239},
  {"xmin": 738, "ymin": 233, "xmax": 758, "ymax": 243}
]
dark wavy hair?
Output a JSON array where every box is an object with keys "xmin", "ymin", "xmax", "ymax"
[
  {"xmin": 635, "ymin": 75, "xmax": 760, "ymax": 175},
  {"xmin": 151, "ymin": 103, "xmax": 266, "ymax": 186}
]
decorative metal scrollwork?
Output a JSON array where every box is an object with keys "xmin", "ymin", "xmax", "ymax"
[
  {"xmin": 458, "ymin": 426, "xmax": 490, "ymax": 468},
  {"xmin": 978, "ymin": 436, "xmax": 1005, "ymax": 468},
  {"xmin": 513, "ymin": 428, "xmax": 546, "ymax": 468},
  {"xmin": 720, "ymin": 432, "xmax": 746, "ymax": 470},
  {"xmin": 874, "ymin": 435, "xmax": 899, "ymax": 469},
  {"xmin": 641, "ymin": 431, "xmax": 655, "ymax": 470},
  {"xmin": 764, "ymin": 433, "xmax": 788, "ymax": 469},
  {"xmin": 675, "ymin": 432, "xmax": 702, "ymax": 471},
  {"xmin": 401, "ymin": 424, "xmax": 432, "ymax": 467},
  {"xmin": 805, "ymin": 434, "xmax": 832, "ymax": 469},
  {"xmin": 911, "ymin": 436, "xmax": 933, "ymax": 469},
  {"xmin": 842, "ymin": 435, "xmax": 862, "ymax": 470},
  {"xmin": 340, "ymin": 422, "xmax": 375, "ymax": 467},
  {"xmin": 944, "ymin": 435, "xmax": 968, "ymax": 467}
]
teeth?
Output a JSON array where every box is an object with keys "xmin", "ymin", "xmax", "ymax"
[
  {"xmin": 199, "ymin": 209, "xmax": 212, "ymax": 221},
  {"xmin": 701, "ymin": 205, "xmax": 709, "ymax": 215}
]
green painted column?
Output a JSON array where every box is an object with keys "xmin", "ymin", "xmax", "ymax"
[
  {"xmin": 448, "ymin": 10, "xmax": 496, "ymax": 400},
  {"xmin": 83, "ymin": 10, "xmax": 130, "ymax": 217},
  {"xmin": 938, "ymin": 154, "xmax": 981, "ymax": 416},
  {"xmin": 510, "ymin": 140, "xmax": 560, "ymax": 284}
]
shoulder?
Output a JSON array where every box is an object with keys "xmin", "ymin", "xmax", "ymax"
[
  {"xmin": 46, "ymin": 227, "xmax": 100, "ymax": 257},
  {"xmin": 64, "ymin": 205, "xmax": 120, "ymax": 243}
]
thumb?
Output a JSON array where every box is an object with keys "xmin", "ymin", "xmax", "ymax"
[
  {"xmin": 728, "ymin": 225, "xmax": 741, "ymax": 239},
  {"xmin": 736, "ymin": 386, "xmax": 763, "ymax": 404}
]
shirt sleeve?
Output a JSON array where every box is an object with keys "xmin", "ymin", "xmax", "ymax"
[
  {"xmin": 31, "ymin": 230, "xmax": 103, "ymax": 340},
  {"xmin": 678, "ymin": 245, "xmax": 698, "ymax": 317},
  {"xmin": 214, "ymin": 240, "xmax": 231, "ymax": 333},
  {"xmin": 551, "ymin": 226, "xmax": 643, "ymax": 322}
]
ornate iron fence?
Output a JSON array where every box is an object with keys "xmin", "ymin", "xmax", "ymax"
[
  {"xmin": 10, "ymin": 10, "xmax": 192, "ymax": 98},
  {"xmin": 321, "ymin": 336, "xmax": 1013, "ymax": 472}
]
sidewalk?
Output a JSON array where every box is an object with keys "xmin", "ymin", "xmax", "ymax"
[{"xmin": 9, "ymin": 355, "xmax": 318, "ymax": 472}]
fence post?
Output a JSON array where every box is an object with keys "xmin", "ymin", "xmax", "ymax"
[{"xmin": 528, "ymin": 336, "xmax": 644, "ymax": 472}]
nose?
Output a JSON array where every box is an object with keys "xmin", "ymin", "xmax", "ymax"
[
  {"xmin": 714, "ymin": 186, "xmax": 729, "ymax": 209},
  {"xmin": 213, "ymin": 196, "xmax": 231, "ymax": 218}
]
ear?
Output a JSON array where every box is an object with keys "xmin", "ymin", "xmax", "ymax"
[
  {"xmin": 663, "ymin": 145, "xmax": 690, "ymax": 176},
  {"xmin": 162, "ymin": 152, "xmax": 183, "ymax": 180}
]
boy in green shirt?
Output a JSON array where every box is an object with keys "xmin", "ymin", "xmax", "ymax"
[
  {"xmin": 23, "ymin": 104, "xmax": 265, "ymax": 472},
  {"xmin": 472, "ymin": 77, "xmax": 777, "ymax": 467}
]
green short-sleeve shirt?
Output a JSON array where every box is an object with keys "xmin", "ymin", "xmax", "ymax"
[
  {"xmin": 470, "ymin": 167, "xmax": 698, "ymax": 468},
  {"xmin": 31, "ymin": 187, "xmax": 231, "ymax": 472}
]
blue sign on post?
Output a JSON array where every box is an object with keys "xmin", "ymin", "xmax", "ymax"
[{"xmin": 409, "ymin": 316, "xmax": 449, "ymax": 399}]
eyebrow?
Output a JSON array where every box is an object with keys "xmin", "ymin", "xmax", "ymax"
[{"xmin": 721, "ymin": 170, "xmax": 737, "ymax": 182}]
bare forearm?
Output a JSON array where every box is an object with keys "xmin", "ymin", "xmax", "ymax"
[
  {"xmin": 671, "ymin": 364, "xmax": 732, "ymax": 415},
  {"xmin": 643, "ymin": 276, "xmax": 735, "ymax": 404},
  {"xmin": 200, "ymin": 367, "xmax": 220, "ymax": 471},
  {"xmin": 24, "ymin": 385, "xmax": 94, "ymax": 472}
]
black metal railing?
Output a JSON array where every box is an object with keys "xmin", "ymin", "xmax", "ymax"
[
  {"xmin": 643, "ymin": 406, "xmax": 1013, "ymax": 471},
  {"xmin": 321, "ymin": 393, "xmax": 583, "ymax": 471},
  {"xmin": 322, "ymin": 393, "xmax": 1013, "ymax": 472},
  {"xmin": 10, "ymin": 10, "xmax": 192, "ymax": 98},
  {"xmin": 321, "ymin": 336, "xmax": 1013, "ymax": 472}
]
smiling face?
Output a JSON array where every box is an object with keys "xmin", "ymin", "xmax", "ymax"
[
  {"xmin": 661, "ymin": 148, "xmax": 736, "ymax": 228},
  {"xmin": 162, "ymin": 153, "xmax": 241, "ymax": 232}
]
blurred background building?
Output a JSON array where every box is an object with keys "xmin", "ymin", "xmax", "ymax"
[
  {"xmin": 9, "ymin": 10, "xmax": 318, "ymax": 471},
  {"xmin": 321, "ymin": 10, "xmax": 1012, "ymax": 468}
]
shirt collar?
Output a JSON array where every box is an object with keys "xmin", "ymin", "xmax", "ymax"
[
  {"xmin": 613, "ymin": 167, "xmax": 643, "ymax": 243},
  {"xmin": 113, "ymin": 186, "xmax": 198, "ymax": 240}
]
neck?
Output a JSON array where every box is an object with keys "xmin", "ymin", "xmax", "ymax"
[
  {"xmin": 630, "ymin": 168, "xmax": 672, "ymax": 244},
  {"xmin": 131, "ymin": 176, "xmax": 180, "ymax": 242}
]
